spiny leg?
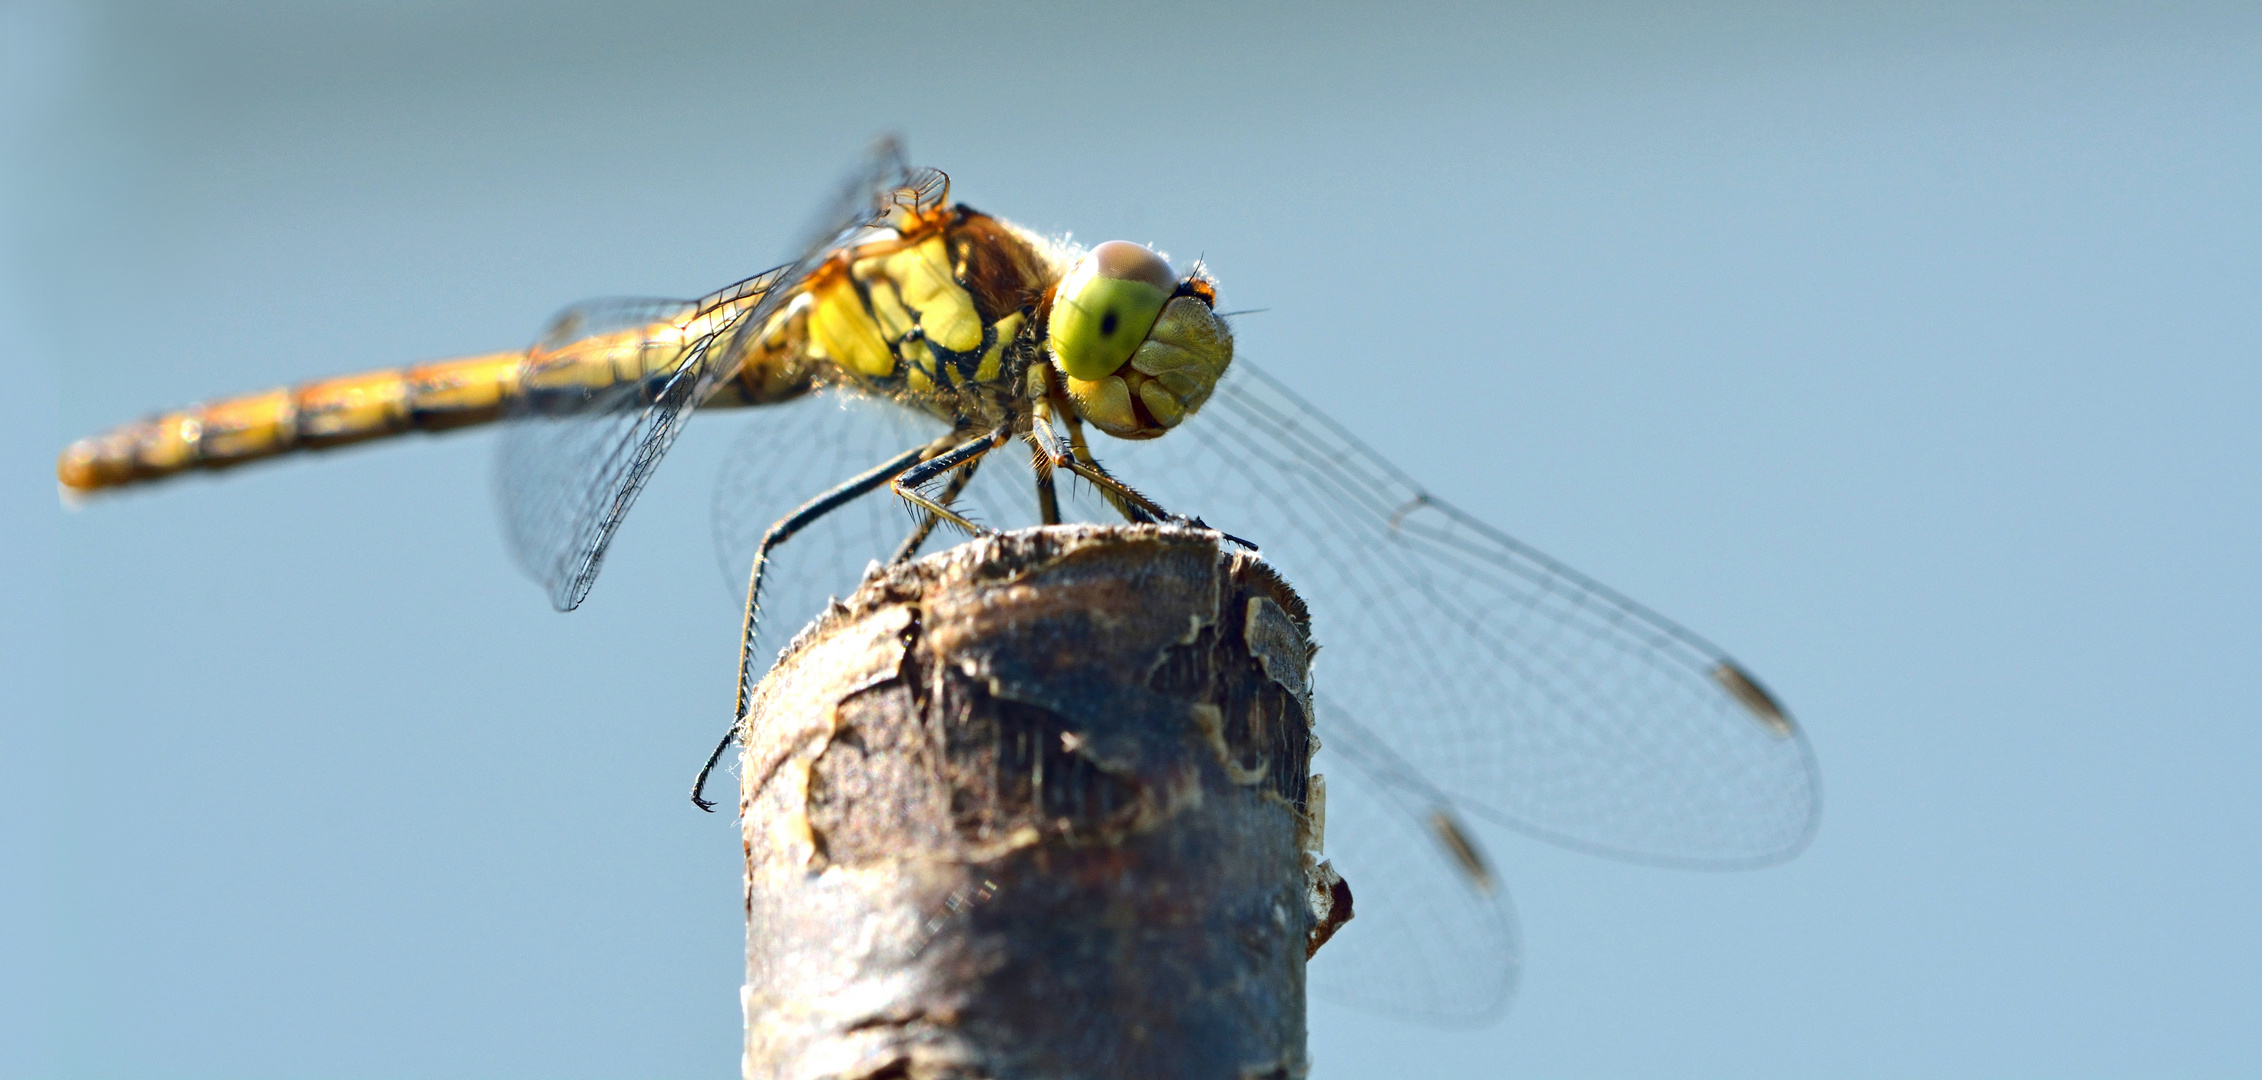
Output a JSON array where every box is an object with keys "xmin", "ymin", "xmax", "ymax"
[
  {"xmin": 1033, "ymin": 458, "xmax": 1061, "ymax": 526},
  {"xmin": 887, "ymin": 449, "xmax": 985, "ymax": 564},
  {"xmin": 1029, "ymin": 409, "xmax": 1172, "ymax": 525},
  {"xmin": 1027, "ymin": 387, "xmax": 1066, "ymax": 526},
  {"xmin": 692, "ymin": 441, "xmax": 931, "ymax": 812},
  {"xmin": 1028, "ymin": 409, "xmax": 1256, "ymax": 549},
  {"xmin": 889, "ymin": 422, "xmax": 1013, "ymax": 537}
]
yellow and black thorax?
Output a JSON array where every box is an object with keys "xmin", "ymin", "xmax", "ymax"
[{"xmin": 717, "ymin": 205, "xmax": 1064, "ymax": 425}]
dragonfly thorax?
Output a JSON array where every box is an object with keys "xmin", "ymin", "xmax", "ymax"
[{"xmin": 736, "ymin": 213, "xmax": 1233, "ymax": 444}]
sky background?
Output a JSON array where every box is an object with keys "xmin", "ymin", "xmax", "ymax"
[{"xmin": 4, "ymin": 2, "xmax": 2259, "ymax": 1077}]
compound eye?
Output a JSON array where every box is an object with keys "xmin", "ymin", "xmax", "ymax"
[{"xmin": 1047, "ymin": 241, "xmax": 1175, "ymax": 381}]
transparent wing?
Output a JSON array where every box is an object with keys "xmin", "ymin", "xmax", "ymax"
[
  {"xmin": 710, "ymin": 387, "xmax": 1047, "ymax": 666},
  {"xmin": 1308, "ymin": 702, "xmax": 1520, "ymax": 1023},
  {"xmin": 495, "ymin": 137, "xmax": 935, "ymax": 610},
  {"xmin": 497, "ymin": 292, "xmax": 745, "ymax": 610},
  {"xmin": 1074, "ymin": 360, "xmax": 1823, "ymax": 868},
  {"xmin": 703, "ymin": 357, "xmax": 1809, "ymax": 1023}
]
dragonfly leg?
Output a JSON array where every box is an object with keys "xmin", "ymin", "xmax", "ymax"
[
  {"xmin": 693, "ymin": 441, "xmax": 931, "ymax": 812},
  {"xmin": 1030, "ymin": 413, "xmax": 1178, "ymax": 525},
  {"xmin": 1027, "ymin": 388, "xmax": 1066, "ymax": 525},
  {"xmin": 1033, "ymin": 461, "xmax": 1062, "ymax": 525},
  {"xmin": 887, "ymin": 449, "xmax": 985, "ymax": 564},
  {"xmin": 889, "ymin": 422, "xmax": 1011, "ymax": 537},
  {"xmin": 1026, "ymin": 411, "xmax": 1257, "ymax": 549},
  {"xmin": 1026, "ymin": 411, "xmax": 1151, "ymax": 524}
]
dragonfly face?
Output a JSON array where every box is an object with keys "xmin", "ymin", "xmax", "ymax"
[{"xmin": 1045, "ymin": 240, "xmax": 1234, "ymax": 439}]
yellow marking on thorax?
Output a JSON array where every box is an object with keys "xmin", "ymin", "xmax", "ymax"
[
  {"xmin": 868, "ymin": 236, "xmax": 983, "ymax": 354},
  {"xmin": 807, "ymin": 276, "xmax": 895, "ymax": 378},
  {"xmin": 901, "ymin": 337, "xmax": 937, "ymax": 393},
  {"xmin": 855, "ymin": 260, "xmax": 918, "ymax": 342},
  {"xmin": 797, "ymin": 225, "xmax": 1003, "ymax": 395},
  {"xmin": 976, "ymin": 312, "xmax": 1024, "ymax": 384}
]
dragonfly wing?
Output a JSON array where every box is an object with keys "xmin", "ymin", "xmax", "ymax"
[
  {"xmin": 1079, "ymin": 360, "xmax": 1822, "ymax": 867},
  {"xmin": 1308, "ymin": 700, "xmax": 1520, "ymax": 1024},
  {"xmin": 496, "ymin": 137, "xmax": 936, "ymax": 611},
  {"xmin": 497, "ymin": 294, "xmax": 731, "ymax": 610},
  {"xmin": 721, "ymin": 135, "xmax": 947, "ymax": 362}
]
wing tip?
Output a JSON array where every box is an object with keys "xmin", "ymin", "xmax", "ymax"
[
  {"xmin": 1427, "ymin": 808, "xmax": 1497, "ymax": 894},
  {"xmin": 1711, "ymin": 661, "xmax": 1797, "ymax": 738}
]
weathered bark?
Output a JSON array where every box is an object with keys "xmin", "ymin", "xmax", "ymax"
[{"xmin": 738, "ymin": 525, "xmax": 1348, "ymax": 1080}]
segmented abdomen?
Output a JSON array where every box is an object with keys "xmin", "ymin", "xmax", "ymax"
[
  {"xmin": 55, "ymin": 333, "xmax": 808, "ymax": 493},
  {"xmin": 58, "ymin": 352, "xmax": 542, "ymax": 491}
]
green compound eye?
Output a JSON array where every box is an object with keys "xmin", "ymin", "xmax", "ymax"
[{"xmin": 1047, "ymin": 241, "xmax": 1175, "ymax": 381}]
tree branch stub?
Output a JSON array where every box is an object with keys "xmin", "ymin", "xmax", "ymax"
[{"xmin": 739, "ymin": 525, "xmax": 1344, "ymax": 1080}]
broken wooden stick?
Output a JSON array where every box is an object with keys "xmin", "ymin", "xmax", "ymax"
[{"xmin": 737, "ymin": 525, "xmax": 1349, "ymax": 1080}]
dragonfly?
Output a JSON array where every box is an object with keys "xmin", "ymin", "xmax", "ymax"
[{"xmin": 57, "ymin": 138, "xmax": 1820, "ymax": 1025}]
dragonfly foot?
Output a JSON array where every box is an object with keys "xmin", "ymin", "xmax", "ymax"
[{"xmin": 1162, "ymin": 512, "xmax": 1258, "ymax": 552}]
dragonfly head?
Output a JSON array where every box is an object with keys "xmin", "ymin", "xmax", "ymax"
[{"xmin": 1045, "ymin": 241, "xmax": 1232, "ymax": 440}]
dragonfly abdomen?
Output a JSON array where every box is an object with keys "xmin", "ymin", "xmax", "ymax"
[{"xmin": 58, "ymin": 351, "xmax": 527, "ymax": 492}]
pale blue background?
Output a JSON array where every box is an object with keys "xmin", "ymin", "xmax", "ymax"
[{"xmin": 5, "ymin": 2, "xmax": 2258, "ymax": 1076}]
